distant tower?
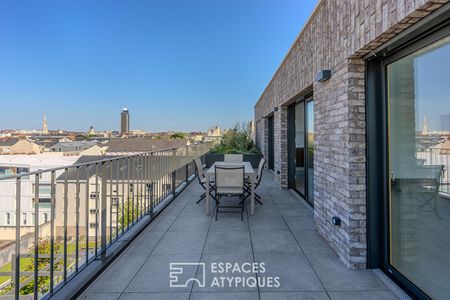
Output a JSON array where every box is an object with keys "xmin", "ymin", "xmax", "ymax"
[
  {"xmin": 121, "ymin": 108, "xmax": 130, "ymax": 134},
  {"xmin": 422, "ymin": 116, "xmax": 429, "ymax": 135},
  {"xmin": 88, "ymin": 126, "xmax": 95, "ymax": 136},
  {"xmin": 42, "ymin": 113, "xmax": 49, "ymax": 135}
]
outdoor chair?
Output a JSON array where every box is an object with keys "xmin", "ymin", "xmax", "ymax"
[
  {"xmin": 244, "ymin": 158, "xmax": 265, "ymax": 205},
  {"xmin": 224, "ymin": 154, "xmax": 243, "ymax": 163},
  {"xmin": 214, "ymin": 165, "xmax": 245, "ymax": 221},
  {"xmin": 194, "ymin": 157, "xmax": 215, "ymax": 204}
]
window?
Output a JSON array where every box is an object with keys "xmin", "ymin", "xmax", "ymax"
[
  {"xmin": 43, "ymin": 213, "xmax": 48, "ymax": 223},
  {"xmin": 90, "ymin": 209, "xmax": 98, "ymax": 214},
  {"xmin": 90, "ymin": 192, "xmax": 98, "ymax": 199},
  {"xmin": 89, "ymin": 223, "xmax": 97, "ymax": 229},
  {"xmin": 5, "ymin": 213, "xmax": 11, "ymax": 225},
  {"xmin": 111, "ymin": 197, "xmax": 118, "ymax": 207},
  {"xmin": 386, "ymin": 34, "xmax": 450, "ymax": 300},
  {"xmin": 22, "ymin": 213, "xmax": 27, "ymax": 225},
  {"xmin": 129, "ymin": 184, "xmax": 134, "ymax": 193}
]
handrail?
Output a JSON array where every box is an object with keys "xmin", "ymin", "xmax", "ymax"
[
  {"xmin": 0, "ymin": 142, "xmax": 211, "ymax": 181},
  {"xmin": 0, "ymin": 141, "xmax": 214, "ymax": 299}
]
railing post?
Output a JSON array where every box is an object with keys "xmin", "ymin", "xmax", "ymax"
[
  {"xmin": 185, "ymin": 164, "xmax": 189, "ymax": 183},
  {"xmin": 172, "ymin": 170, "xmax": 176, "ymax": 196},
  {"xmin": 15, "ymin": 177, "xmax": 21, "ymax": 300},
  {"xmin": 100, "ymin": 162, "xmax": 107, "ymax": 258},
  {"xmin": 33, "ymin": 173, "xmax": 39, "ymax": 300}
]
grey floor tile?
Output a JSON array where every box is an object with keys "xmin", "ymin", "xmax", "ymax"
[
  {"xmin": 119, "ymin": 292, "xmax": 190, "ymax": 300},
  {"xmin": 209, "ymin": 213, "xmax": 250, "ymax": 231},
  {"xmin": 169, "ymin": 214, "xmax": 211, "ymax": 232},
  {"xmin": 284, "ymin": 215, "xmax": 315, "ymax": 232},
  {"xmin": 125, "ymin": 254, "xmax": 201, "ymax": 292},
  {"xmin": 255, "ymin": 254, "xmax": 324, "ymax": 292},
  {"xmin": 250, "ymin": 201, "xmax": 281, "ymax": 216},
  {"xmin": 87, "ymin": 253, "xmax": 148, "ymax": 292},
  {"xmin": 276, "ymin": 203, "xmax": 311, "ymax": 217},
  {"xmin": 260, "ymin": 292, "xmax": 330, "ymax": 300},
  {"xmin": 307, "ymin": 253, "xmax": 389, "ymax": 291},
  {"xmin": 147, "ymin": 215, "xmax": 177, "ymax": 232},
  {"xmin": 203, "ymin": 230, "xmax": 252, "ymax": 255},
  {"xmin": 328, "ymin": 291, "xmax": 400, "ymax": 300},
  {"xmin": 190, "ymin": 292, "xmax": 259, "ymax": 300},
  {"xmin": 249, "ymin": 215, "xmax": 289, "ymax": 232},
  {"xmin": 79, "ymin": 292, "xmax": 121, "ymax": 300},
  {"xmin": 153, "ymin": 231, "xmax": 207, "ymax": 255},
  {"xmin": 292, "ymin": 230, "xmax": 337, "ymax": 257},
  {"xmin": 125, "ymin": 230, "xmax": 166, "ymax": 256},
  {"xmin": 251, "ymin": 230, "xmax": 301, "ymax": 255}
]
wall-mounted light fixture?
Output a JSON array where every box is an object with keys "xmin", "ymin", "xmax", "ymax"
[
  {"xmin": 316, "ymin": 69, "xmax": 331, "ymax": 82},
  {"xmin": 332, "ymin": 216, "xmax": 341, "ymax": 226}
]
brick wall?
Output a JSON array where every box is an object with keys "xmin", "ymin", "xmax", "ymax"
[{"xmin": 254, "ymin": 0, "xmax": 448, "ymax": 268}]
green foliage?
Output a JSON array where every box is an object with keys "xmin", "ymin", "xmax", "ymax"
[
  {"xmin": 170, "ymin": 132, "xmax": 186, "ymax": 139},
  {"xmin": 212, "ymin": 122, "xmax": 260, "ymax": 154},
  {"xmin": 20, "ymin": 240, "xmax": 63, "ymax": 295},
  {"xmin": 118, "ymin": 198, "xmax": 142, "ymax": 230}
]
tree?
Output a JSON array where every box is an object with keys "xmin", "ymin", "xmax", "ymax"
[{"xmin": 170, "ymin": 132, "xmax": 186, "ymax": 139}]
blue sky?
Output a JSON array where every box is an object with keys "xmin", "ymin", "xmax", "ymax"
[{"xmin": 0, "ymin": 0, "xmax": 318, "ymax": 132}]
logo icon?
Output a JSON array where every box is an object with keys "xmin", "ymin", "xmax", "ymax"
[{"xmin": 169, "ymin": 262, "xmax": 205, "ymax": 288}]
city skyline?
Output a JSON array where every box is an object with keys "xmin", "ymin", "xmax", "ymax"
[{"xmin": 0, "ymin": 0, "xmax": 318, "ymax": 132}]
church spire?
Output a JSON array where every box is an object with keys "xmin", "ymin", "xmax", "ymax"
[{"xmin": 422, "ymin": 115, "xmax": 428, "ymax": 135}]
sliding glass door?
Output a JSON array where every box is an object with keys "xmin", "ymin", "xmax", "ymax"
[
  {"xmin": 294, "ymin": 102, "xmax": 306, "ymax": 196},
  {"xmin": 306, "ymin": 101, "xmax": 314, "ymax": 202},
  {"xmin": 290, "ymin": 98, "xmax": 314, "ymax": 206},
  {"xmin": 387, "ymin": 33, "xmax": 450, "ymax": 300}
]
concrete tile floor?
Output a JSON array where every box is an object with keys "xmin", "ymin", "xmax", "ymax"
[{"xmin": 78, "ymin": 172, "xmax": 398, "ymax": 300}]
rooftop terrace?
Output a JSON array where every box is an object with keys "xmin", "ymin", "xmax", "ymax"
[{"xmin": 78, "ymin": 172, "xmax": 398, "ymax": 300}]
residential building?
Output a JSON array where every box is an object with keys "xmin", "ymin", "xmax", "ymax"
[
  {"xmin": 0, "ymin": 138, "xmax": 42, "ymax": 155},
  {"xmin": 49, "ymin": 140, "xmax": 99, "ymax": 155},
  {"xmin": 0, "ymin": 155, "xmax": 78, "ymax": 240},
  {"xmin": 103, "ymin": 138, "xmax": 190, "ymax": 155},
  {"xmin": 254, "ymin": 1, "xmax": 450, "ymax": 299}
]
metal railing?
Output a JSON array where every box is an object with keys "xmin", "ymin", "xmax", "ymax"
[
  {"xmin": 417, "ymin": 147, "xmax": 450, "ymax": 194},
  {"xmin": 0, "ymin": 142, "xmax": 213, "ymax": 299}
]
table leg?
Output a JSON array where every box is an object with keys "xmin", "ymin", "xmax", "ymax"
[
  {"xmin": 206, "ymin": 175, "xmax": 210, "ymax": 216},
  {"xmin": 251, "ymin": 175, "xmax": 255, "ymax": 215}
]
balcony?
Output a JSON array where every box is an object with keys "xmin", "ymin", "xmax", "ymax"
[
  {"xmin": 0, "ymin": 141, "xmax": 422, "ymax": 299},
  {"xmin": 76, "ymin": 173, "xmax": 397, "ymax": 300}
]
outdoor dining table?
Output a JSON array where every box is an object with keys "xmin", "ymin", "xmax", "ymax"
[{"xmin": 204, "ymin": 161, "xmax": 255, "ymax": 215}]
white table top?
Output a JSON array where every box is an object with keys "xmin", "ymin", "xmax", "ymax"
[{"xmin": 205, "ymin": 161, "xmax": 254, "ymax": 176}]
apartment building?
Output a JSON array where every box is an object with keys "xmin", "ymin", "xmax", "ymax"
[{"xmin": 0, "ymin": 155, "xmax": 78, "ymax": 240}]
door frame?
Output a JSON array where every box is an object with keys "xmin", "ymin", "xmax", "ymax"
[
  {"xmin": 288, "ymin": 92, "xmax": 314, "ymax": 205},
  {"xmin": 366, "ymin": 8, "xmax": 450, "ymax": 299},
  {"xmin": 268, "ymin": 115, "xmax": 275, "ymax": 171}
]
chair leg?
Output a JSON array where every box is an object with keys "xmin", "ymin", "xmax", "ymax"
[
  {"xmin": 241, "ymin": 196, "xmax": 245, "ymax": 221},
  {"xmin": 196, "ymin": 192, "xmax": 206, "ymax": 204},
  {"xmin": 215, "ymin": 195, "xmax": 219, "ymax": 221}
]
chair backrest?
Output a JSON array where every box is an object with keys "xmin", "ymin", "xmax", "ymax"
[
  {"xmin": 256, "ymin": 158, "xmax": 266, "ymax": 184},
  {"xmin": 215, "ymin": 165, "xmax": 244, "ymax": 192},
  {"xmin": 224, "ymin": 154, "xmax": 243, "ymax": 163},
  {"xmin": 194, "ymin": 158, "xmax": 204, "ymax": 183}
]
